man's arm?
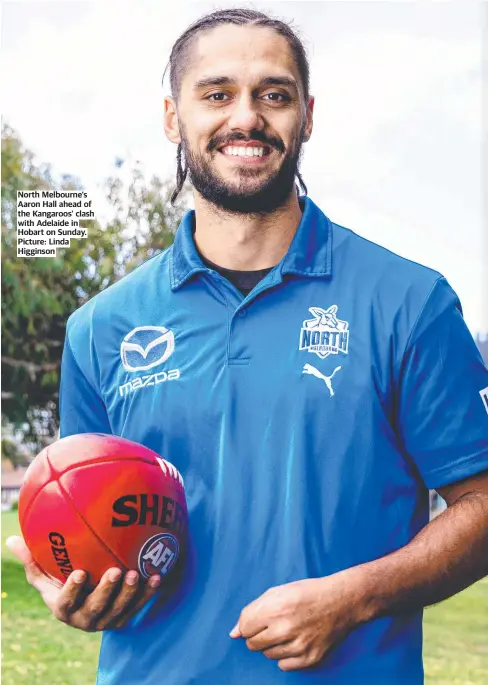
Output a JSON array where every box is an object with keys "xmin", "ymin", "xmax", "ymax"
[
  {"xmin": 231, "ymin": 470, "xmax": 488, "ymax": 671},
  {"xmin": 358, "ymin": 469, "xmax": 488, "ymax": 618},
  {"xmin": 7, "ymin": 321, "xmax": 162, "ymax": 632},
  {"xmin": 233, "ymin": 279, "xmax": 488, "ymax": 670}
]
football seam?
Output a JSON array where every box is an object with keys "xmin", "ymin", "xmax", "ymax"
[
  {"xmin": 21, "ymin": 457, "xmax": 182, "ymax": 524},
  {"xmin": 51, "ymin": 455, "xmax": 184, "ymax": 488},
  {"xmin": 20, "ymin": 454, "xmax": 183, "ymax": 563},
  {"xmin": 48, "ymin": 455, "xmax": 161, "ymax": 478},
  {"xmin": 19, "ymin": 453, "xmax": 57, "ymax": 525},
  {"xmin": 19, "ymin": 456, "xmax": 164, "ymax": 526},
  {"xmin": 20, "ymin": 478, "xmax": 128, "ymax": 580},
  {"xmin": 52, "ymin": 457, "xmax": 128, "ymax": 573}
]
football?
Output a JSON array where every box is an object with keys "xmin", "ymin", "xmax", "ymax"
[{"xmin": 18, "ymin": 433, "xmax": 188, "ymax": 587}]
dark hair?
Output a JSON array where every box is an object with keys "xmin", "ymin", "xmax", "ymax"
[{"xmin": 164, "ymin": 8, "xmax": 310, "ymax": 204}]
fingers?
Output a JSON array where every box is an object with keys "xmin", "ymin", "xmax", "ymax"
[
  {"xmin": 229, "ymin": 623, "xmax": 241, "ymax": 638},
  {"xmin": 6, "ymin": 536, "xmax": 33, "ymax": 564},
  {"xmin": 54, "ymin": 568, "xmax": 121, "ymax": 629},
  {"xmin": 278, "ymin": 653, "xmax": 320, "ymax": 671},
  {"xmin": 262, "ymin": 641, "xmax": 300, "ymax": 660},
  {"xmin": 69, "ymin": 568, "xmax": 126, "ymax": 630},
  {"xmin": 6, "ymin": 536, "xmax": 46, "ymax": 588},
  {"xmin": 245, "ymin": 628, "xmax": 283, "ymax": 652},
  {"xmin": 6, "ymin": 536, "xmax": 160, "ymax": 633},
  {"xmin": 109, "ymin": 574, "xmax": 161, "ymax": 629},
  {"xmin": 279, "ymin": 656, "xmax": 303, "ymax": 671},
  {"xmin": 244, "ymin": 629, "xmax": 325, "ymax": 670},
  {"xmin": 53, "ymin": 570, "xmax": 91, "ymax": 623},
  {"xmin": 94, "ymin": 570, "xmax": 144, "ymax": 630},
  {"xmin": 234, "ymin": 601, "xmax": 268, "ymax": 639},
  {"xmin": 54, "ymin": 567, "xmax": 162, "ymax": 632},
  {"xmin": 245, "ymin": 632, "xmax": 320, "ymax": 669}
]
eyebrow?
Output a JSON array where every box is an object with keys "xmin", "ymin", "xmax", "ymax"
[{"xmin": 193, "ymin": 75, "xmax": 298, "ymax": 91}]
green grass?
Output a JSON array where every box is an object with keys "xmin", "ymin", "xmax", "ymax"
[
  {"xmin": 423, "ymin": 577, "xmax": 488, "ymax": 684},
  {"xmin": 2, "ymin": 511, "xmax": 488, "ymax": 684},
  {"xmin": 1, "ymin": 511, "xmax": 100, "ymax": 685}
]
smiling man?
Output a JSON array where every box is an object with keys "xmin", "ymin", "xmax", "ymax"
[{"xmin": 9, "ymin": 8, "xmax": 488, "ymax": 685}]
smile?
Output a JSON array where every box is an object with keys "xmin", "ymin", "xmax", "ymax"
[{"xmin": 220, "ymin": 145, "xmax": 271, "ymax": 158}]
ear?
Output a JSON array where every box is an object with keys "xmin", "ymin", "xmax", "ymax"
[
  {"xmin": 303, "ymin": 96, "xmax": 314, "ymax": 143},
  {"xmin": 164, "ymin": 96, "xmax": 181, "ymax": 144}
]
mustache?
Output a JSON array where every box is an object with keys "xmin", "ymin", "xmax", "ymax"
[{"xmin": 207, "ymin": 131, "xmax": 286, "ymax": 154}]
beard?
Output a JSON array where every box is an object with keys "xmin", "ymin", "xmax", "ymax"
[{"xmin": 179, "ymin": 124, "xmax": 305, "ymax": 215}]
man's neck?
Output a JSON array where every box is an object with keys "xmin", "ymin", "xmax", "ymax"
[{"xmin": 192, "ymin": 191, "xmax": 303, "ymax": 271}]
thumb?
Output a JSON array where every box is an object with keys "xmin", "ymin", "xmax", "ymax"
[
  {"xmin": 229, "ymin": 623, "xmax": 242, "ymax": 638},
  {"xmin": 6, "ymin": 536, "xmax": 41, "ymax": 578}
]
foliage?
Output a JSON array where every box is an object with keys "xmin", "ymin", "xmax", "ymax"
[
  {"xmin": 1, "ymin": 125, "xmax": 188, "ymax": 457},
  {"xmin": 1, "ymin": 420, "xmax": 31, "ymax": 468}
]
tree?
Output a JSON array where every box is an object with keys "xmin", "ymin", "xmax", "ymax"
[{"xmin": 1, "ymin": 125, "xmax": 188, "ymax": 459}]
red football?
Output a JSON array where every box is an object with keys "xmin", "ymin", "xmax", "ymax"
[{"xmin": 18, "ymin": 433, "xmax": 188, "ymax": 588}]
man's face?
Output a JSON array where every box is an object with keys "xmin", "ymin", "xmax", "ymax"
[{"xmin": 165, "ymin": 25, "xmax": 314, "ymax": 214}]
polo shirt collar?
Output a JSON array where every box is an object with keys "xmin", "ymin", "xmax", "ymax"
[{"xmin": 170, "ymin": 196, "xmax": 332, "ymax": 291}]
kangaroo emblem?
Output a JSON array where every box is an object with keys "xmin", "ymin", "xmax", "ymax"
[
  {"xmin": 302, "ymin": 363, "xmax": 342, "ymax": 397},
  {"xmin": 304, "ymin": 305, "xmax": 340, "ymax": 330}
]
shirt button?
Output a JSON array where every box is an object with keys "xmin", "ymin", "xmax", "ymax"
[{"xmin": 238, "ymin": 309, "xmax": 247, "ymax": 318}]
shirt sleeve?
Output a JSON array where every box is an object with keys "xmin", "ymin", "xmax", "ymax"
[
  {"xmin": 59, "ymin": 332, "xmax": 112, "ymax": 438},
  {"xmin": 397, "ymin": 277, "xmax": 488, "ymax": 489}
]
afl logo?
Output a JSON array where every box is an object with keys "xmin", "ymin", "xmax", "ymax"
[{"xmin": 138, "ymin": 533, "xmax": 179, "ymax": 579}]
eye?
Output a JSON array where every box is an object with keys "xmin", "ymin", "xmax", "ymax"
[
  {"xmin": 261, "ymin": 92, "xmax": 290, "ymax": 103},
  {"xmin": 206, "ymin": 92, "xmax": 230, "ymax": 102}
]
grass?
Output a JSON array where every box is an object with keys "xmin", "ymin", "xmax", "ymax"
[
  {"xmin": 2, "ymin": 511, "xmax": 488, "ymax": 684},
  {"xmin": 423, "ymin": 577, "xmax": 488, "ymax": 684},
  {"xmin": 1, "ymin": 511, "xmax": 100, "ymax": 685}
]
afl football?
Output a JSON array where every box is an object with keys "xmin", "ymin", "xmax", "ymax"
[{"xmin": 18, "ymin": 433, "xmax": 188, "ymax": 588}]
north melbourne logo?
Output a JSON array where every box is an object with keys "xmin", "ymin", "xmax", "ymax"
[{"xmin": 299, "ymin": 305, "xmax": 349, "ymax": 359}]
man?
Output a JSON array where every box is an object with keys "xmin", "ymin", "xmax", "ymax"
[{"xmin": 8, "ymin": 8, "xmax": 488, "ymax": 685}]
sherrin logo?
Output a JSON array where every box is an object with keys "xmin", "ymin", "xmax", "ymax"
[
  {"xmin": 138, "ymin": 533, "xmax": 179, "ymax": 579},
  {"xmin": 299, "ymin": 305, "xmax": 349, "ymax": 360},
  {"xmin": 121, "ymin": 326, "xmax": 175, "ymax": 372}
]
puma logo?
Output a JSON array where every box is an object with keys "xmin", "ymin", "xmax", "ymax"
[{"xmin": 302, "ymin": 363, "xmax": 342, "ymax": 397}]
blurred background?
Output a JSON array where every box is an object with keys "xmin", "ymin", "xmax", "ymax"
[{"xmin": 1, "ymin": 2, "xmax": 487, "ymax": 684}]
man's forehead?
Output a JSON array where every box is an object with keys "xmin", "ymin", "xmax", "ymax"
[{"xmin": 181, "ymin": 24, "xmax": 299, "ymax": 89}]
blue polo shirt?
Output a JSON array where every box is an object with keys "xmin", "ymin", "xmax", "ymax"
[{"xmin": 60, "ymin": 197, "xmax": 488, "ymax": 685}]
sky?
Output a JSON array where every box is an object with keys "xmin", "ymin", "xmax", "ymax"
[{"xmin": 2, "ymin": 1, "xmax": 486, "ymax": 334}]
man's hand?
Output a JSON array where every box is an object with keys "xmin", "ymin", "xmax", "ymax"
[
  {"xmin": 230, "ymin": 569, "xmax": 367, "ymax": 671},
  {"xmin": 6, "ymin": 535, "xmax": 162, "ymax": 631},
  {"xmin": 231, "ymin": 471, "xmax": 488, "ymax": 672}
]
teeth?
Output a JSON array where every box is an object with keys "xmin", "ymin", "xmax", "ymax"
[{"xmin": 223, "ymin": 146, "xmax": 265, "ymax": 157}]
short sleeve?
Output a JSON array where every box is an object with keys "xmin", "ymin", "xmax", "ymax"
[
  {"xmin": 398, "ymin": 277, "xmax": 488, "ymax": 489},
  {"xmin": 59, "ymin": 333, "xmax": 112, "ymax": 438}
]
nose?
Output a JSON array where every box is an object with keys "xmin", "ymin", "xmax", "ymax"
[{"xmin": 227, "ymin": 93, "xmax": 264, "ymax": 132}]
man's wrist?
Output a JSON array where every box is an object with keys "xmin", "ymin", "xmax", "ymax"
[
  {"xmin": 346, "ymin": 563, "xmax": 383, "ymax": 624},
  {"xmin": 318, "ymin": 563, "xmax": 382, "ymax": 628}
]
